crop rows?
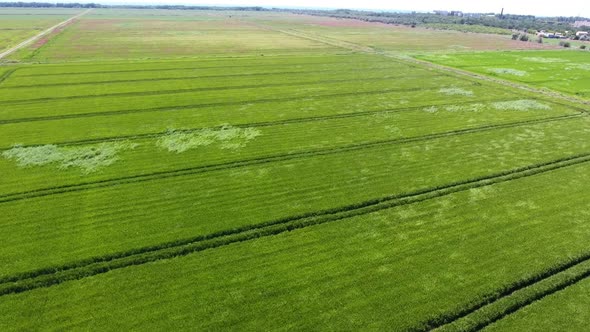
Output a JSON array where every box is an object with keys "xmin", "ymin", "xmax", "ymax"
[
  {"xmin": 2, "ymin": 117, "xmax": 590, "ymax": 279},
  {"xmin": 3, "ymin": 11, "xmax": 590, "ymax": 330},
  {"xmin": 0, "ymin": 88, "xmax": 538, "ymax": 148},
  {"xmin": 0, "ymin": 110, "xmax": 582, "ymax": 200},
  {"xmin": 2, "ymin": 149, "xmax": 590, "ymax": 298},
  {"xmin": 0, "ymin": 75, "xmax": 481, "ymax": 123},
  {"xmin": 428, "ymin": 258, "xmax": 590, "ymax": 331},
  {"xmin": 0, "ymin": 57, "xmax": 436, "ymax": 102},
  {"xmin": 10, "ymin": 54, "xmax": 378, "ymax": 76},
  {"xmin": 0, "ymin": 72, "xmax": 438, "ymax": 104},
  {"xmin": 0, "ymin": 97, "xmax": 571, "ymax": 150},
  {"xmin": 3, "ymin": 61, "xmax": 409, "ymax": 87},
  {"xmin": 2, "ymin": 146, "xmax": 590, "ymax": 330}
]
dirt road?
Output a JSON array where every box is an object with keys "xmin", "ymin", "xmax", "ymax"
[{"xmin": 0, "ymin": 8, "xmax": 92, "ymax": 60}]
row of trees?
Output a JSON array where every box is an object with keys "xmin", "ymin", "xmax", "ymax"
[
  {"xmin": 284, "ymin": 9, "xmax": 590, "ymax": 34},
  {"xmin": 0, "ymin": 2, "xmax": 266, "ymax": 10},
  {"xmin": 1, "ymin": 2, "xmax": 588, "ymax": 33},
  {"xmin": 0, "ymin": 2, "xmax": 100, "ymax": 7}
]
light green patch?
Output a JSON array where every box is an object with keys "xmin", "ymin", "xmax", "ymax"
[
  {"xmin": 468, "ymin": 186, "xmax": 495, "ymax": 203},
  {"xmin": 491, "ymin": 100, "xmax": 551, "ymax": 111},
  {"xmin": 444, "ymin": 103, "xmax": 484, "ymax": 112},
  {"xmin": 439, "ymin": 87, "xmax": 474, "ymax": 96},
  {"xmin": 522, "ymin": 57, "xmax": 568, "ymax": 63},
  {"xmin": 384, "ymin": 125, "xmax": 401, "ymax": 135},
  {"xmin": 157, "ymin": 125, "xmax": 262, "ymax": 153},
  {"xmin": 423, "ymin": 106, "xmax": 439, "ymax": 113},
  {"xmin": 2, "ymin": 142, "xmax": 138, "ymax": 173},
  {"xmin": 488, "ymin": 68, "xmax": 527, "ymax": 76},
  {"xmin": 569, "ymin": 63, "xmax": 590, "ymax": 71}
]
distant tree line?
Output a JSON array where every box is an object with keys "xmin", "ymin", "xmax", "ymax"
[
  {"xmin": 0, "ymin": 2, "xmax": 100, "ymax": 7},
  {"xmin": 1, "ymin": 2, "xmax": 588, "ymax": 33},
  {"xmin": 0, "ymin": 2, "xmax": 267, "ymax": 11},
  {"xmin": 282, "ymin": 8, "xmax": 590, "ymax": 33}
]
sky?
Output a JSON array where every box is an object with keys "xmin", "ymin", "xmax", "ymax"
[{"xmin": 109, "ymin": 0, "xmax": 590, "ymax": 17}]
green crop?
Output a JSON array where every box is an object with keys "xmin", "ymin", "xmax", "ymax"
[{"xmin": 2, "ymin": 10, "xmax": 590, "ymax": 330}]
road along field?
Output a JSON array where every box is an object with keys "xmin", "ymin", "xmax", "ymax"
[
  {"xmin": 0, "ymin": 8, "xmax": 83, "ymax": 56},
  {"xmin": 2, "ymin": 8, "xmax": 590, "ymax": 331},
  {"xmin": 417, "ymin": 50, "xmax": 590, "ymax": 100}
]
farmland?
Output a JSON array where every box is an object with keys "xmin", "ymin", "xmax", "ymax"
[
  {"xmin": 0, "ymin": 8, "xmax": 83, "ymax": 55},
  {"xmin": 1, "ymin": 7, "xmax": 590, "ymax": 331},
  {"xmin": 417, "ymin": 50, "xmax": 590, "ymax": 99}
]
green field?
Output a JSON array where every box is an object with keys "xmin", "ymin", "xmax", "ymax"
[
  {"xmin": 417, "ymin": 50, "xmax": 590, "ymax": 99},
  {"xmin": 4, "ymin": 9, "xmax": 342, "ymax": 62},
  {"xmin": 1, "ymin": 7, "xmax": 590, "ymax": 331},
  {"xmin": 0, "ymin": 8, "xmax": 82, "ymax": 54}
]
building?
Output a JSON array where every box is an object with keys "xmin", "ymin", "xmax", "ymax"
[
  {"xmin": 433, "ymin": 10, "xmax": 463, "ymax": 17},
  {"xmin": 576, "ymin": 31, "xmax": 589, "ymax": 37},
  {"xmin": 574, "ymin": 21, "xmax": 590, "ymax": 28}
]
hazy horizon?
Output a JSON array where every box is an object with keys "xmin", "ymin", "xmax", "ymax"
[{"xmin": 88, "ymin": 0, "xmax": 590, "ymax": 18}]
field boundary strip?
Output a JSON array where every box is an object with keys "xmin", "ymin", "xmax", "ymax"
[
  {"xmin": 2, "ymin": 152, "xmax": 590, "ymax": 297},
  {"xmin": 0, "ymin": 74, "xmax": 445, "ymax": 106},
  {"xmin": 0, "ymin": 84, "xmax": 467, "ymax": 125},
  {"xmin": 0, "ymin": 113, "xmax": 582, "ymax": 204},
  {"xmin": 0, "ymin": 9, "xmax": 92, "ymax": 60},
  {"xmin": 410, "ymin": 256, "xmax": 590, "ymax": 332},
  {"xmin": 0, "ymin": 68, "xmax": 18, "ymax": 86},
  {"xmin": 0, "ymin": 97, "xmax": 532, "ymax": 150}
]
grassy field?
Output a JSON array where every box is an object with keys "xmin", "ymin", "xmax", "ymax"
[
  {"xmin": 1, "ymin": 7, "xmax": 590, "ymax": 330},
  {"xmin": 485, "ymin": 277, "xmax": 590, "ymax": 331},
  {"xmin": 5, "ymin": 9, "xmax": 341, "ymax": 62},
  {"xmin": 235, "ymin": 12, "xmax": 554, "ymax": 54},
  {"xmin": 0, "ymin": 8, "xmax": 82, "ymax": 54},
  {"xmin": 417, "ymin": 50, "xmax": 590, "ymax": 99}
]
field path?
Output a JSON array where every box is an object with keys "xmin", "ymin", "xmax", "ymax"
[
  {"xmin": 0, "ymin": 8, "xmax": 92, "ymax": 60},
  {"xmin": 248, "ymin": 21, "xmax": 590, "ymax": 107},
  {"xmin": 398, "ymin": 55, "xmax": 590, "ymax": 107}
]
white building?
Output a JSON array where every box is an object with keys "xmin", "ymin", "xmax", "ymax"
[{"xmin": 574, "ymin": 21, "xmax": 590, "ymax": 28}]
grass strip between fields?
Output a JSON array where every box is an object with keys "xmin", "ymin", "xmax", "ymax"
[
  {"xmin": 0, "ymin": 113, "xmax": 582, "ymax": 203},
  {"xmin": 0, "ymin": 68, "xmax": 17, "ymax": 85},
  {"xmin": 1, "ymin": 151, "xmax": 590, "ymax": 297},
  {"xmin": 413, "ymin": 257, "xmax": 590, "ymax": 331}
]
